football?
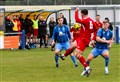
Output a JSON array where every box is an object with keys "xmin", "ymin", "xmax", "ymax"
[{"xmin": 72, "ymin": 23, "xmax": 81, "ymax": 29}]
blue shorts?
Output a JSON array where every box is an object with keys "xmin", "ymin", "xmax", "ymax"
[
  {"xmin": 91, "ymin": 48, "xmax": 108, "ymax": 58},
  {"xmin": 55, "ymin": 42, "xmax": 70, "ymax": 51}
]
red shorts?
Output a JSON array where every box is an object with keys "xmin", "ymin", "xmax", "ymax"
[
  {"xmin": 76, "ymin": 38, "xmax": 90, "ymax": 52},
  {"xmin": 26, "ymin": 33, "xmax": 31, "ymax": 37},
  {"xmin": 33, "ymin": 29, "xmax": 38, "ymax": 36}
]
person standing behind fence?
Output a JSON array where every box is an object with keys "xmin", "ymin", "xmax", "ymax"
[
  {"xmin": 38, "ymin": 15, "xmax": 47, "ymax": 48},
  {"xmin": 105, "ymin": 17, "xmax": 113, "ymax": 31},
  {"xmin": 16, "ymin": 15, "xmax": 22, "ymax": 36},
  {"xmin": 5, "ymin": 16, "xmax": 14, "ymax": 33},
  {"xmin": 12, "ymin": 15, "xmax": 18, "ymax": 33},
  {"xmin": 32, "ymin": 14, "xmax": 39, "ymax": 46},
  {"xmin": 59, "ymin": 13, "xmax": 67, "ymax": 25},
  {"xmin": 49, "ymin": 17, "xmax": 56, "ymax": 50},
  {"xmin": 24, "ymin": 15, "xmax": 33, "ymax": 45},
  {"xmin": 19, "ymin": 14, "xmax": 25, "ymax": 31}
]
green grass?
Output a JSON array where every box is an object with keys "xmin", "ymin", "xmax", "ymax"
[{"xmin": 0, "ymin": 44, "xmax": 120, "ymax": 82}]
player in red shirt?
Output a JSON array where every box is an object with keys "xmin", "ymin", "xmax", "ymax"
[
  {"xmin": 60, "ymin": 7, "xmax": 98, "ymax": 77},
  {"xmin": 95, "ymin": 15, "xmax": 102, "ymax": 29},
  {"xmin": 89, "ymin": 15, "xmax": 102, "ymax": 47},
  {"xmin": 70, "ymin": 23, "xmax": 82, "ymax": 42}
]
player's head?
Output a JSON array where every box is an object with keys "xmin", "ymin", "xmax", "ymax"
[
  {"xmin": 96, "ymin": 15, "xmax": 101, "ymax": 21},
  {"xmin": 103, "ymin": 20, "xmax": 110, "ymax": 30},
  {"xmin": 81, "ymin": 9, "xmax": 88, "ymax": 18},
  {"xmin": 105, "ymin": 17, "xmax": 110, "ymax": 22},
  {"xmin": 57, "ymin": 17, "xmax": 64, "ymax": 26},
  {"xmin": 72, "ymin": 23, "xmax": 81, "ymax": 30}
]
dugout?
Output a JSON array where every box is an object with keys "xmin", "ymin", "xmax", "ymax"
[{"xmin": 1, "ymin": 5, "xmax": 120, "ymax": 44}]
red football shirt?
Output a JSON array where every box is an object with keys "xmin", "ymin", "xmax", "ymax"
[
  {"xmin": 95, "ymin": 21, "xmax": 102, "ymax": 28},
  {"xmin": 70, "ymin": 27, "xmax": 82, "ymax": 41},
  {"xmin": 75, "ymin": 10, "xmax": 98, "ymax": 42}
]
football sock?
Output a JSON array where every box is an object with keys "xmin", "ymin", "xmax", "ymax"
[
  {"xmin": 55, "ymin": 54, "xmax": 59, "ymax": 65},
  {"xmin": 86, "ymin": 61, "xmax": 90, "ymax": 66},
  {"xmin": 78, "ymin": 56, "xmax": 88, "ymax": 68},
  {"xmin": 70, "ymin": 55, "xmax": 77, "ymax": 65},
  {"xmin": 64, "ymin": 48, "xmax": 74, "ymax": 57},
  {"xmin": 105, "ymin": 57, "xmax": 109, "ymax": 67}
]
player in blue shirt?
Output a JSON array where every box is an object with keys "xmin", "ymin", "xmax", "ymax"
[
  {"xmin": 51, "ymin": 17, "xmax": 78, "ymax": 67},
  {"xmin": 81, "ymin": 20, "xmax": 113, "ymax": 76}
]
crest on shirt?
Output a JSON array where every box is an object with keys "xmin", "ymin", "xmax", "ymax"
[{"xmin": 59, "ymin": 31, "xmax": 64, "ymax": 36}]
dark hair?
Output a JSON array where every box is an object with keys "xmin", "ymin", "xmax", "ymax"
[
  {"xmin": 81, "ymin": 9, "xmax": 88, "ymax": 15},
  {"xmin": 26, "ymin": 14, "xmax": 30, "ymax": 18},
  {"xmin": 96, "ymin": 15, "xmax": 100, "ymax": 16},
  {"xmin": 105, "ymin": 17, "xmax": 109, "ymax": 21}
]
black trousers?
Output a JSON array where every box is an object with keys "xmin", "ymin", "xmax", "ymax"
[{"xmin": 39, "ymin": 35, "xmax": 47, "ymax": 47}]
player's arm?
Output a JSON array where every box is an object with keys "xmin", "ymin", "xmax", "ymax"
[
  {"xmin": 96, "ymin": 28, "xmax": 113, "ymax": 44},
  {"xmin": 108, "ymin": 37, "xmax": 113, "ymax": 49},
  {"xmin": 96, "ymin": 36, "xmax": 109, "ymax": 43},
  {"xmin": 108, "ymin": 32, "xmax": 114, "ymax": 49},
  {"xmin": 70, "ymin": 28, "xmax": 73, "ymax": 40},
  {"xmin": 66, "ymin": 26, "xmax": 72, "ymax": 43},
  {"xmin": 91, "ymin": 22, "xmax": 99, "ymax": 46},
  {"xmin": 51, "ymin": 27, "xmax": 56, "ymax": 46},
  {"xmin": 75, "ymin": 7, "xmax": 84, "ymax": 24},
  {"xmin": 96, "ymin": 35, "xmax": 113, "ymax": 44}
]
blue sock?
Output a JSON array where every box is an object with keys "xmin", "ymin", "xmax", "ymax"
[
  {"xmin": 86, "ymin": 61, "xmax": 90, "ymax": 66},
  {"xmin": 55, "ymin": 55, "xmax": 59, "ymax": 65},
  {"xmin": 70, "ymin": 55, "xmax": 77, "ymax": 65},
  {"xmin": 84, "ymin": 61, "xmax": 90, "ymax": 70},
  {"xmin": 105, "ymin": 57, "xmax": 109, "ymax": 67}
]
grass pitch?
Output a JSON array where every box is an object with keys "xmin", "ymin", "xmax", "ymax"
[{"xmin": 0, "ymin": 44, "xmax": 120, "ymax": 82}]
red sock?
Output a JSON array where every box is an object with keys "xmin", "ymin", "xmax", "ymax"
[
  {"xmin": 64, "ymin": 48, "xmax": 74, "ymax": 57},
  {"xmin": 78, "ymin": 56, "xmax": 88, "ymax": 68}
]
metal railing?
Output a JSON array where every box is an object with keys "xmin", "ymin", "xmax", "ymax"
[{"xmin": 0, "ymin": 0, "xmax": 120, "ymax": 5}]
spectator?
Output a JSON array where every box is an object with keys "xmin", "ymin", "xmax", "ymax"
[
  {"xmin": 12, "ymin": 15, "xmax": 18, "ymax": 32},
  {"xmin": 59, "ymin": 13, "xmax": 67, "ymax": 25},
  {"xmin": 49, "ymin": 17, "xmax": 56, "ymax": 37},
  {"xmin": 32, "ymin": 14, "xmax": 39, "ymax": 45},
  {"xmin": 38, "ymin": 15, "xmax": 47, "ymax": 48},
  {"xmin": 16, "ymin": 15, "xmax": 22, "ymax": 34},
  {"xmin": 24, "ymin": 15, "xmax": 33, "ymax": 45},
  {"xmin": 49, "ymin": 17, "xmax": 56, "ymax": 50},
  {"xmin": 105, "ymin": 17, "xmax": 113, "ymax": 31},
  {"xmin": 5, "ymin": 16, "xmax": 14, "ymax": 33},
  {"xmin": 19, "ymin": 14, "xmax": 25, "ymax": 31}
]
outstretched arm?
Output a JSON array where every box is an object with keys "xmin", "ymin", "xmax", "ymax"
[{"xmin": 75, "ymin": 7, "xmax": 84, "ymax": 24}]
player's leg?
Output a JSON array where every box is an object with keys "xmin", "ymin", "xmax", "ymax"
[
  {"xmin": 70, "ymin": 54, "xmax": 78, "ymax": 67},
  {"xmin": 75, "ymin": 49, "xmax": 88, "ymax": 68},
  {"xmin": 60, "ymin": 40, "xmax": 77, "ymax": 60},
  {"xmin": 64, "ymin": 42, "xmax": 78, "ymax": 67},
  {"xmin": 101, "ymin": 50, "xmax": 109, "ymax": 74},
  {"xmin": 54, "ymin": 43, "xmax": 62, "ymax": 67},
  {"xmin": 75, "ymin": 39, "xmax": 92, "ymax": 77},
  {"xmin": 81, "ymin": 48, "xmax": 99, "ymax": 76}
]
